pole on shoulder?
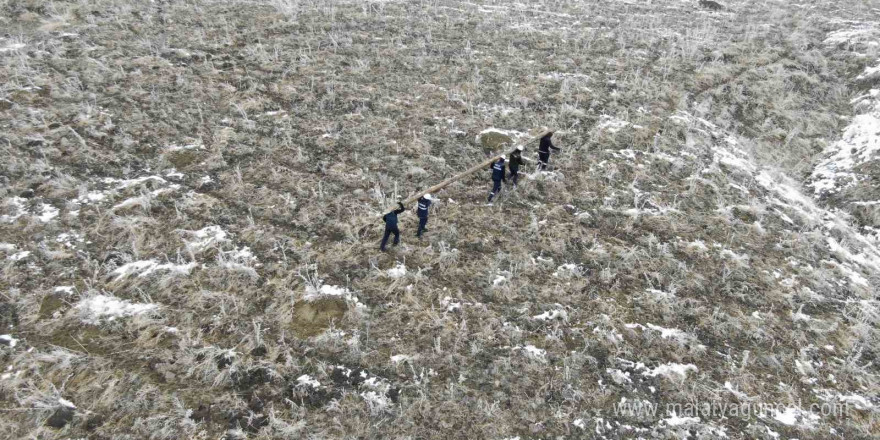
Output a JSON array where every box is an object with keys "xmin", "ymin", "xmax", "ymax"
[{"xmin": 398, "ymin": 129, "xmax": 552, "ymax": 206}]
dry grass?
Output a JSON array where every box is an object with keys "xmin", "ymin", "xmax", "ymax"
[{"xmin": 0, "ymin": 0, "xmax": 879, "ymax": 438}]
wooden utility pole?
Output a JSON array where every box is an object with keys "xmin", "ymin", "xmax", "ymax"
[{"xmin": 399, "ymin": 129, "xmax": 552, "ymax": 206}]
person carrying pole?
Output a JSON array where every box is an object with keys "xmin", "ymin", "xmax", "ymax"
[
  {"xmin": 488, "ymin": 155, "xmax": 506, "ymax": 203},
  {"xmin": 508, "ymin": 146, "xmax": 525, "ymax": 187},
  {"xmin": 415, "ymin": 193, "xmax": 434, "ymax": 238},
  {"xmin": 380, "ymin": 202, "xmax": 405, "ymax": 251},
  {"xmin": 537, "ymin": 132, "xmax": 560, "ymax": 170}
]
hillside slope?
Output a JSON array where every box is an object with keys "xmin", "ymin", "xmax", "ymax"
[{"xmin": 1, "ymin": 0, "xmax": 878, "ymax": 439}]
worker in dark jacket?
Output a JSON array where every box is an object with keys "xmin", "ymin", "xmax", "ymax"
[
  {"xmin": 380, "ymin": 202, "xmax": 405, "ymax": 251},
  {"xmin": 488, "ymin": 155, "xmax": 506, "ymax": 203},
  {"xmin": 537, "ymin": 132, "xmax": 560, "ymax": 170},
  {"xmin": 508, "ymin": 146, "xmax": 525, "ymax": 187},
  {"xmin": 415, "ymin": 193, "xmax": 434, "ymax": 238}
]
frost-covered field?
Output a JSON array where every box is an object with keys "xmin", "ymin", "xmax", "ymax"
[{"xmin": 1, "ymin": 0, "xmax": 880, "ymax": 438}]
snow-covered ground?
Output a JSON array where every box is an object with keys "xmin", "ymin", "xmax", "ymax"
[
  {"xmin": 74, "ymin": 295, "xmax": 159, "ymax": 324},
  {"xmin": 2, "ymin": 1, "xmax": 879, "ymax": 438},
  {"xmin": 810, "ymin": 26, "xmax": 880, "ymax": 206}
]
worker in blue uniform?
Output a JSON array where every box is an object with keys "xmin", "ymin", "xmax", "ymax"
[
  {"xmin": 380, "ymin": 202, "xmax": 406, "ymax": 251},
  {"xmin": 415, "ymin": 193, "xmax": 434, "ymax": 238},
  {"xmin": 488, "ymin": 155, "xmax": 506, "ymax": 203}
]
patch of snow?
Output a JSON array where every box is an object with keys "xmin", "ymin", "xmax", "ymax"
[
  {"xmin": 645, "ymin": 288, "xmax": 676, "ymax": 300},
  {"xmin": 112, "ymin": 184, "xmax": 180, "ymax": 210},
  {"xmin": 754, "ymin": 165, "xmax": 880, "ymax": 282},
  {"xmin": 517, "ymin": 344, "xmax": 547, "ymax": 361},
  {"xmin": 165, "ymin": 141, "xmax": 203, "ymax": 151},
  {"xmin": 838, "ymin": 393, "xmax": 873, "ymax": 409},
  {"xmin": 824, "ymin": 259, "xmax": 869, "ymax": 287},
  {"xmin": 390, "ymin": 354, "xmax": 413, "ymax": 364},
  {"xmin": 533, "ymin": 308, "xmax": 568, "ymax": 321},
  {"xmin": 851, "ymin": 200, "xmax": 880, "ymax": 206},
  {"xmin": 0, "ymin": 243, "xmax": 15, "ymax": 252},
  {"xmin": 0, "ymin": 42, "xmax": 25, "ymax": 53},
  {"xmin": 826, "ymin": 236, "xmax": 880, "ymax": 278},
  {"xmin": 642, "ymin": 362, "xmax": 697, "ymax": 379},
  {"xmin": 724, "ymin": 381, "xmax": 749, "ymax": 400},
  {"xmin": 440, "ymin": 296, "xmax": 461, "ymax": 312},
  {"xmin": 772, "ymin": 406, "xmax": 820, "ymax": 428},
  {"xmin": 58, "ymin": 398, "xmax": 76, "ymax": 408},
  {"xmin": 111, "ymin": 260, "xmax": 197, "ymax": 280},
  {"xmin": 536, "ymin": 256, "xmax": 554, "ymax": 265},
  {"xmin": 775, "ymin": 209, "xmax": 795, "ymax": 224},
  {"xmin": 719, "ymin": 248, "xmax": 750, "ymax": 266},
  {"xmin": 810, "ymin": 112, "xmax": 880, "ymax": 195},
  {"xmin": 572, "ymin": 418, "xmax": 586, "ymax": 430},
  {"xmin": 492, "ymin": 275, "xmax": 507, "ymax": 287},
  {"xmin": 75, "ymin": 294, "xmax": 159, "ymax": 324},
  {"xmin": 361, "ymin": 390, "xmax": 393, "ymax": 413},
  {"xmin": 595, "ymin": 115, "xmax": 630, "ymax": 133},
  {"xmin": 55, "ymin": 232, "xmax": 83, "ymax": 247},
  {"xmin": 791, "ymin": 305, "xmax": 811, "ymax": 322},
  {"xmin": 165, "ymin": 169, "xmax": 185, "ymax": 180},
  {"xmin": 303, "ymin": 284, "xmax": 366, "ymax": 309},
  {"xmin": 182, "ymin": 225, "xmax": 229, "ymax": 253},
  {"xmin": 304, "ymin": 284, "xmax": 347, "ymax": 298},
  {"xmin": 223, "ymin": 246, "xmax": 257, "ymax": 263},
  {"xmin": 552, "ymin": 263, "xmax": 581, "ymax": 277},
  {"xmin": 606, "ymin": 368, "xmax": 632, "ymax": 385},
  {"xmin": 645, "ymin": 323, "xmax": 688, "ymax": 340},
  {"xmin": 686, "ymin": 240, "xmax": 709, "ymax": 252},
  {"xmin": 525, "ymin": 170, "xmax": 564, "ymax": 181},
  {"xmin": 112, "ymin": 175, "xmax": 168, "ymax": 190},
  {"xmin": 73, "ymin": 191, "xmax": 107, "ymax": 204},
  {"xmin": 36, "ymin": 204, "xmax": 59, "ymax": 222},
  {"xmin": 540, "ymin": 71, "xmax": 590, "ymax": 81},
  {"xmin": 387, "ymin": 262, "xmax": 407, "ymax": 278},
  {"xmin": 8, "ymin": 251, "xmax": 30, "ymax": 261},
  {"xmin": 54, "ymin": 286, "xmax": 75, "ymax": 295},
  {"xmin": 0, "ymin": 335, "xmax": 18, "ymax": 348},
  {"xmin": 1, "ymin": 197, "xmax": 27, "ymax": 223},
  {"xmin": 858, "ymin": 61, "xmax": 880, "ymax": 80},
  {"xmin": 296, "ymin": 374, "xmax": 321, "ymax": 389},
  {"xmin": 824, "ymin": 25, "xmax": 879, "ymax": 46},
  {"xmin": 661, "ymin": 413, "xmax": 700, "ymax": 426},
  {"xmin": 714, "ymin": 141, "xmax": 756, "ymax": 173}
]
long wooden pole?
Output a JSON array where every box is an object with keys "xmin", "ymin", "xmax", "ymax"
[{"xmin": 399, "ymin": 129, "xmax": 552, "ymax": 206}]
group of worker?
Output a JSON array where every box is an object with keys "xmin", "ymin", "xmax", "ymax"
[{"xmin": 380, "ymin": 132, "xmax": 560, "ymax": 251}]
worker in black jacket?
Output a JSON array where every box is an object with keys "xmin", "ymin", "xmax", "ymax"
[
  {"xmin": 508, "ymin": 146, "xmax": 525, "ymax": 187},
  {"xmin": 537, "ymin": 132, "xmax": 560, "ymax": 170},
  {"xmin": 380, "ymin": 202, "xmax": 405, "ymax": 251},
  {"xmin": 488, "ymin": 155, "xmax": 506, "ymax": 203}
]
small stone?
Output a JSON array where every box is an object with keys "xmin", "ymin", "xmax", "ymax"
[{"xmin": 46, "ymin": 406, "xmax": 74, "ymax": 429}]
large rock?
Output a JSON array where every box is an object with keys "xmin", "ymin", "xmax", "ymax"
[{"xmin": 477, "ymin": 130, "xmax": 513, "ymax": 152}]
